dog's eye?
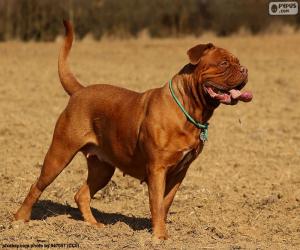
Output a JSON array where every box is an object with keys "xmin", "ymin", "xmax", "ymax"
[{"xmin": 220, "ymin": 61, "xmax": 229, "ymax": 67}]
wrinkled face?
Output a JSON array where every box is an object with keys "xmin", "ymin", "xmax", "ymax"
[{"xmin": 188, "ymin": 43, "xmax": 253, "ymax": 105}]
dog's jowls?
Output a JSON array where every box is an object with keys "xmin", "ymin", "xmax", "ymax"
[{"xmin": 14, "ymin": 21, "xmax": 252, "ymax": 239}]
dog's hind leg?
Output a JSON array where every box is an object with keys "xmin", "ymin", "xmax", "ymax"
[
  {"xmin": 74, "ymin": 155, "xmax": 115, "ymax": 226},
  {"xmin": 14, "ymin": 111, "xmax": 91, "ymax": 221}
]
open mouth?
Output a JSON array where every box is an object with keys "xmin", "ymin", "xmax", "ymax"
[{"xmin": 204, "ymin": 80, "xmax": 253, "ymax": 105}]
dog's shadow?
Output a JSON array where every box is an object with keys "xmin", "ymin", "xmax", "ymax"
[{"xmin": 31, "ymin": 200, "xmax": 151, "ymax": 231}]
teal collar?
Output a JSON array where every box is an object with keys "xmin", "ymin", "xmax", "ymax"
[{"xmin": 168, "ymin": 79, "xmax": 209, "ymax": 142}]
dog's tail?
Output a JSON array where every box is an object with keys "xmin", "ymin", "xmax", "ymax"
[{"xmin": 58, "ymin": 20, "xmax": 84, "ymax": 96}]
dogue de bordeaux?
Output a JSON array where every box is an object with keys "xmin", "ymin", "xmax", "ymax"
[{"xmin": 15, "ymin": 21, "xmax": 253, "ymax": 239}]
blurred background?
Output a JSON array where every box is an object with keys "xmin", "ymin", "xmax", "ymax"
[{"xmin": 0, "ymin": 0, "xmax": 299, "ymax": 41}]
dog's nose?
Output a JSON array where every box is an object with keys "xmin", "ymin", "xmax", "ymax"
[{"xmin": 240, "ymin": 66, "xmax": 248, "ymax": 75}]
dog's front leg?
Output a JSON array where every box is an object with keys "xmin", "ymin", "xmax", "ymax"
[
  {"xmin": 163, "ymin": 167, "xmax": 188, "ymax": 221},
  {"xmin": 147, "ymin": 166, "xmax": 168, "ymax": 239}
]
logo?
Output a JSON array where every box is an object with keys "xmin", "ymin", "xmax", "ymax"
[{"xmin": 269, "ymin": 1, "xmax": 298, "ymax": 15}]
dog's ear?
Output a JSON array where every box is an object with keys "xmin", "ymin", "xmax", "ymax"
[{"xmin": 187, "ymin": 43, "xmax": 214, "ymax": 65}]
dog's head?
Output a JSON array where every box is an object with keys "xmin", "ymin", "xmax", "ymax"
[{"xmin": 187, "ymin": 43, "xmax": 253, "ymax": 105}]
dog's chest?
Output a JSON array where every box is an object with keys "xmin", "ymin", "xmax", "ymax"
[
  {"xmin": 181, "ymin": 149, "xmax": 195, "ymax": 164},
  {"xmin": 173, "ymin": 143, "xmax": 203, "ymax": 174}
]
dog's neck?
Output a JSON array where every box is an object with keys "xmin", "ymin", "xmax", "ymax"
[{"xmin": 170, "ymin": 64, "xmax": 219, "ymax": 124}]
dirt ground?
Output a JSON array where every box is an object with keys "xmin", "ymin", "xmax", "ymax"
[{"xmin": 0, "ymin": 33, "xmax": 300, "ymax": 249}]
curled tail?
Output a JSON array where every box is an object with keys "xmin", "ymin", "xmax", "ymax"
[{"xmin": 58, "ymin": 20, "xmax": 84, "ymax": 96}]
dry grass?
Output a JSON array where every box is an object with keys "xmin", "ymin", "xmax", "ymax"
[{"xmin": 0, "ymin": 33, "xmax": 300, "ymax": 249}]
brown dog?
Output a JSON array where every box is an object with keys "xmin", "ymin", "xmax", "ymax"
[{"xmin": 14, "ymin": 21, "xmax": 252, "ymax": 239}]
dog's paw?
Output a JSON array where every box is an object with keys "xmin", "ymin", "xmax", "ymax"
[
  {"xmin": 152, "ymin": 230, "xmax": 169, "ymax": 241},
  {"xmin": 94, "ymin": 222, "xmax": 104, "ymax": 228},
  {"xmin": 151, "ymin": 235, "xmax": 168, "ymax": 245},
  {"xmin": 13, "ymin": 211, "xmax": 30, "ymax": 222},
  {"xmin": 85, "ymin": 221, "xmax": 104, "ymax": 228}
]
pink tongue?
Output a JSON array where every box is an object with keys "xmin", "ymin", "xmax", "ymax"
[
  {"xmin": 206, "ymin": 87, "xmax": 253, "ymax": 104},
  {"xmin": 229, "ymin": 89, "xmax": 241, "ymax": 99},
  {"xmin": 229, "ymin": 89, "xmax": 253, "ymax": 102},
  {"xmin": 207, "ymin": 87, "xmax": 231, "ymax": 103},
  {"xmin": 239, "ymin": 91, "xmax": 253, "ymax": 102}
]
